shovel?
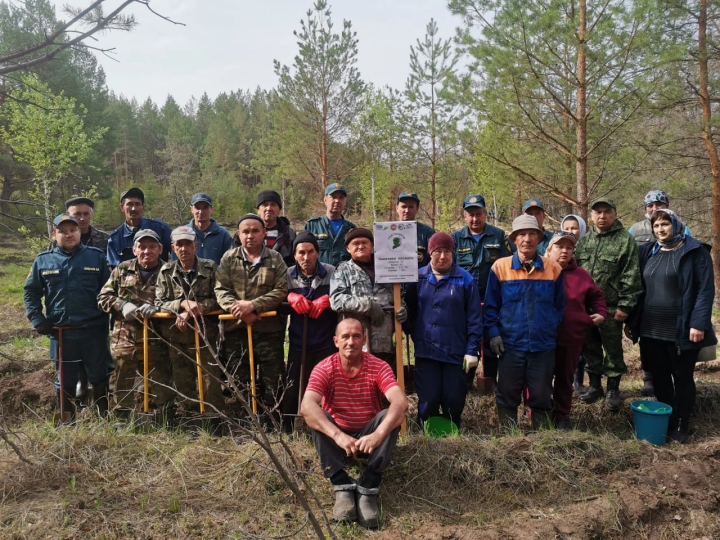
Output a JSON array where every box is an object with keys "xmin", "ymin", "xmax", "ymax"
[
  {"xmin": 475, "ymin": 303, "xmax": 494, "ymax": 395},
  {"xmin": 291, "ymin": 314, "xmax": 309, "ymax": 430},
  {"xmin": 218, "ymin": 311, "xmax": 277, "ymax": 415},
  {"xmin": 53, "ymin": 325, "xmax": 82, "ymax": 424}
]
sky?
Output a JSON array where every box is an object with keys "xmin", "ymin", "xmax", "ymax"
[{"xmin": 59, "ymin": 0, "xmax": 464, "ymax": 106}]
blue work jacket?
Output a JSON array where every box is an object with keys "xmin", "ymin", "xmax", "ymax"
[
  {"xmin": 451, "ymin": 224, "xmax": 513, "ymax": 299},
  {"xmin": 405, "ymin": 263, "xmax": 483, "ymax": 365},
  {"xmin": 484, "ymin": 253, "xmax": 565, "ymax": 353},
  {"xmin": 286, "ymin": 262, "xmax": 336, "ymax": 353},
  {"xmin": 176, "ymin": 218, "xmax": 232, "ymax": 265},
  {"xmin": 24, "ymin": 245, "xmax": 110, "ymax": 337},
  {"xmin": 107, "ymin": 218, "xmax": 172, "ymax": 268}
]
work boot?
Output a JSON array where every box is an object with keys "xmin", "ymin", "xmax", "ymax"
[
  {"xmin": 640, "ymin": 371, "xmax": 654, "ymax": 397},
  {"xmin": 356, "ymin": 485, "xmax": 380, "ymax": 529},
  {"xmin": 54, "ymin": 389, "xmax": 76, "ymax": 425},
  {"xmin": 497, "ymin": 404, "xmax": 518, "ymax": 430},
  {"xmin": 531, "ymin": 410, "xmax": 553, "ymax": 431},
  {"xmin": 332, "ymin": 483, "xmax": 357, "ymax": 522},
  {"xmin": 580, "ymin": 373, "xmax": 604, "ymax": 404},
  {"xmin": 92, "ymin": 383, "xmax": 109, "ymax": 418},
  {"xmin": 605, "ymin": 376, "xmax": 622, "ymax": 412},
  {"xmin": 554, "ymin": 416, "xmax": 573, "ymax": 430},
  {"xmin": 573, "ymin": 365, "xmax": 586, "ymax": 394}
]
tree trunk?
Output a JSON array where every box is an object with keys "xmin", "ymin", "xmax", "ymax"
[
  {"xmin": 430, "ymin": 82, "xmax": 437, "ymax": 229},
  {"xmin": 576, "ymin": 0, "xmax": 588, "ymax": 220},
  {"xmin": 698, "ymin": 0, "xmax": 720, "ymax": 305}
]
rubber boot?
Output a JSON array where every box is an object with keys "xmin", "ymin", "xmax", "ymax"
[
  {"xmin": 640, "ymin": 371, "xmax": 654, "ymax": 397},
  {"xmin": 573, "ymin": 364, "xmax": 585, "ymax": 394},
  {"xmin": 605, "ymin": 376, "xmax": 621, "ymax": 412},
  {"xmin": 667, "ymin": 416, "xmax": 689, "ymax": 444},
  {"xmin": 580, "ymin": 373, "xmax": 604, "ymax": 404},
  {"xmin": 356, "ymin": 485, "xmax": 380, "ymax": 529},
  {"xmin": 497, "ymin": 404, "xmax": 518, "ymax": 430},
  {"xmin": 92, "ymin": 383, "xmax": 109, "ymax": 418},
  {"xmin": 531, "ymin": 409, "xmax": 553, "ymax": 431},
  {"xmin": 332, "ymin": 483, "xmax": 357, "ymax": 522},
  {"xmin": 54, "ymin": 389, "xmax": 76, "ymax": 425}
]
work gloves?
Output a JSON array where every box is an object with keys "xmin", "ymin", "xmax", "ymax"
[
  {"xmin": 288, "ymin": 292, "xmax": 312, "ymax": 315},
  {"xmin": 120, "ymin": 301, "xmax": 139, "ymax": 321},
  {"xmin": 309, "ymin": 295, "xmax": 330, "ymax": 319},
  {"xmin": 137, "ymin": 304, "xmax": 159, "ymax": 318},
  {"xmin": 34, "ymin": 320, "xmax": 53, "ymax": 335},
  {"xmin": 395, "ymin": 306, "xmax": 408, "ymax": 323},
  {"xmin": 463, "ymin": 355, "xmax": 479, "ymax": 373},
  {"xmin": 369, "ymin": 302, "xmax": 386, "ymax": 326},
  {"xmin": 489, "ymin": 336, "xmax": 505, "ymax": 357}
]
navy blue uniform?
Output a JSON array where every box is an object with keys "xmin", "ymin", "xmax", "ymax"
[
  {"xmin": 107, "ymin": 218, "xmax": 172, "ymax": 268},
  {"xmin": 415, "ymin": 222, "xmax": 436, "ymax": 268},
  {"xmin": 304, "ymin": 215, "xmax": 356, "ymax": 267},
  {"xmin": 24, "ymin": 245, "xmax": 112, "ymax": 388}
]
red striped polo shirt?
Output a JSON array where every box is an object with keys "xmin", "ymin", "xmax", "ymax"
[{"xmin": 306, "ymin": 352, "xmax": 398, "ymax": 432}]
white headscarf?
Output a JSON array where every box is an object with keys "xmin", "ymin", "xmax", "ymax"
[{"xmin": 561, "ymin": 214, "xmax": 588, "ymax": 239}]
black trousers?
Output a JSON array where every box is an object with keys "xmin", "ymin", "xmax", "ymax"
[{"xmin": 639, "ymin": 337, "xmax": 698, "ymax": 428}]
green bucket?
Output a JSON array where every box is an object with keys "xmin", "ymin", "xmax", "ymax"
[{"xmin": 424, "ymin": 416, "xmax": 459, "ymax": 438}]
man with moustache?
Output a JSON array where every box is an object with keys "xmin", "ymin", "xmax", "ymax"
[{"xmin": 184, "ymin": 192, "xmax": 232, "ymax": 265}]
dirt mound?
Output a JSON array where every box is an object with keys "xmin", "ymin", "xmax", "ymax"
[{"xmin": 0, "ymin": 363, "xmax": 55, "ymax": 416}]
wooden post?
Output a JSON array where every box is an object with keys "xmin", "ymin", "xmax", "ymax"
[
  {"xmin": 143, "ymin": 317, "xmax": 149, "ymax": 413},
  {"xmin": 393, "ymin": 283, "xmax": 407, "ymax": 436}
]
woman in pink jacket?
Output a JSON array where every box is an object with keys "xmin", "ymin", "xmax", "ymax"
[{"xmin": 545, "ymin": 231, "xmax": 608, "ymax": 429}]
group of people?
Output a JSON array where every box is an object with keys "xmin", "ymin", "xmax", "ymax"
[{"xmin": 22, "ymin": 184, "xmax": 716, "ymax": 528}]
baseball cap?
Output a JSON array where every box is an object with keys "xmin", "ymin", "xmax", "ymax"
[
  {"xmin": 590, "ymin": 197, "xmax": 617, "ymax": 210},
  {"xmin": 324, "ymin": 183, "xmax": 347, "ymax": 196},
  {"xmin": 190, "ymin": 193, "xmax": 212, "ymax": 206},
  {"xmin": 171, "ymin": 226, "xmax": 197, "ymax": 243},
  {"xmin": 397, "ymin": 191, "xmax": 420, "ymax": 204},
  {"xmin": 120, "ymin": 187, "xmax": 144, "ymax": 204},
  {"xmin": 65, "ymin": 197, "xmax": 94, "ymax": 209},
  {"xmin": 547, "ymin": 230, "xmax": 577, "ymax": 250},
  {"xmin": 463, "ymin": 194, "xmax": 486, "ymax": 209},
  {"xmin": 53, "ymin": 214, "xmax": 79, "ymax": 227},
  {"xmin": 134, "ymin": 229, "xmax": 161, "ymax": 244},
  {"xmin": 522, "ymin": 198, "xmax": 545, "ymax": 213}
]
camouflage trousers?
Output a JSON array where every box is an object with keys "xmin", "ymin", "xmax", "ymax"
[
  {"xmin": 223, "ymin": 329, "xmax": 286, "ymax": 411},
  {"xmin": 112, "ymin": 341, "xmax": 174, "ymax": 409},
  {"xmin": 582, "ymin": 314, "xmax": 627, "ymax": 378},
  {"xmin": 164, "ymin": 326, "xmax": 225, "ymax": 413}
]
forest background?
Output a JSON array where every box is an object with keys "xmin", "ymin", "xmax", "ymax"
[{"xmin": 0, "ymin": 0, "xmax": 718, "ymax": 274}]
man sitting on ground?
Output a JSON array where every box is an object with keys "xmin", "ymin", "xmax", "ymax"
[{"xmin": 300, "ymin": 318, "xmax": 408, "ymax": 529}]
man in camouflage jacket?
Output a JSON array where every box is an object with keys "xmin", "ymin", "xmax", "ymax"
[
  {"xmin": 155, "ymin": 226, "xmax": 225, "ymax": 413},
  {"xmin": 330, "ymin": 228, "xmax": 407, "ymax": 369},
  {"xmin": 97, "ymin": 230, "xmax": 173, "ymax": 416},
  {"xmin": 574, "ymin": 198, "xmax": 642, "ymax": 411},
  {"xmin": 215, "ymin": 213, "xmax": 288, "ymax": 412}
]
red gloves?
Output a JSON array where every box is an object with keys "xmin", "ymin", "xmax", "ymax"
[
  {"xmin": 309, "ymin": 294, "xmax": 330, "ymax": 319},
  {"xmin": 288, "ymin": 292, "xmax": 311, "ymax": 315}
]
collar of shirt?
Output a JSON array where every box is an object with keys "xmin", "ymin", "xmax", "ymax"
[
  {"xmin": 241, "ymin": 245, "xmax": 265, "ymax": 267},
  {"xmin": 511, "ymin": 252, "xmax": 544, "ymax": 273}
]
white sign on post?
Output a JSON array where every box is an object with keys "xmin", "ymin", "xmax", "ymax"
[{"xmin": 373, "ymin": 221, "xmax": 419, "ymax": 284}]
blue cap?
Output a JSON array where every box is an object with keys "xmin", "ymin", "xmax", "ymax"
[
  {"xmin": 398, "ymin": 191, "xmax": 420, "ymax": 204},
  {"xmin": 522, "ymin": 198, "xmax": 545, "ymax": 213},
  {"xmin": 324, "ymin": 183, "xmax": 347, "ymax": 196},
  {"xmin": 53, "ymin": 213, "xmax": 78, "ymax": 227},
  {"xmin": 190, "ymin": 192, "xmax": 212, "ymax": 206},
  {"xmin": 463, "ymin": 194, "xmax": 486, "ymax": 209}
]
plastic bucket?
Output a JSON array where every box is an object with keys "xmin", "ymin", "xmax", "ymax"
[
  {"xmin": 630, "ymin": 400, "xmax": 673, "ymax": 446},
  {"xmin": 424, "ymin": 416, "xmax": 459, "ymax": 438}
]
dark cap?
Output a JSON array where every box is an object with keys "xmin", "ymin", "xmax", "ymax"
[
  {"xmin": 463, "ymin": 194, "xmax": 486, "ymax": 209},
  {"xmin": 522, "ymin": 198, "xmax": 545, "ymax": 213},
  {"xmin": 65, "ymin": 197, "xmax": 94, "ymax": 209},
  {"xmin": 293, "ymin": 231, "xmax": 320, "ymax": 254},
  {"xmin": 397, "ymin": 191, "xmax": 420, "ymax": 204},
  {"xmin": 190, "ymin": 193, "xmax": 212, "ymax": 206},
  {"xmin": 134, "ymin": 229, "xmax": 161, "ymax": 244},
  {"xmin": 324, "ymin": 183, "xmax": 347, "ymax": 196},
  {"xmin": 256, "ymin": 190, "xmax": 282, "ymax": 209},
  {"xmin": 237, "ymin": 213, "xmax": 265, "ymax": 227},
  {"xmin": 171, "ymin": 226, "xmax": 196, "ymax": 243},
  {"xmin": 590, "ymin": 197, "xmax": 617, "ymax": 210},
  {"xmin": 344, "ymin": 227, "xmax": 374, "ymax": 246},
  {"xmin": 120, "ymin": 187, "xmax": 144, "ymax": 204},
  {"xmin": 53, "ymin": 213, "xmax": 78, "ymax": 227}
]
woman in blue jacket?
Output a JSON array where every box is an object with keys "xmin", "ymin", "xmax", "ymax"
[
  {"xmin": 405, "ymin": 233, "xmax": 483, "ymax": 428},
  {"xmin": 628, "ymin": 209, "xmax": 716, "ymax": 443}
]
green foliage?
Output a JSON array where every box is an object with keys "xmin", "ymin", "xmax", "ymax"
[{"xmin": 1, "ymin": 73, "xmax": 107, "ymax": 243}]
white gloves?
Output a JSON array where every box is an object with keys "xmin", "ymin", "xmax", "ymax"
[{"xmin": 463, "ymin": 355, "xmax": 479, "ymax": 373}]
